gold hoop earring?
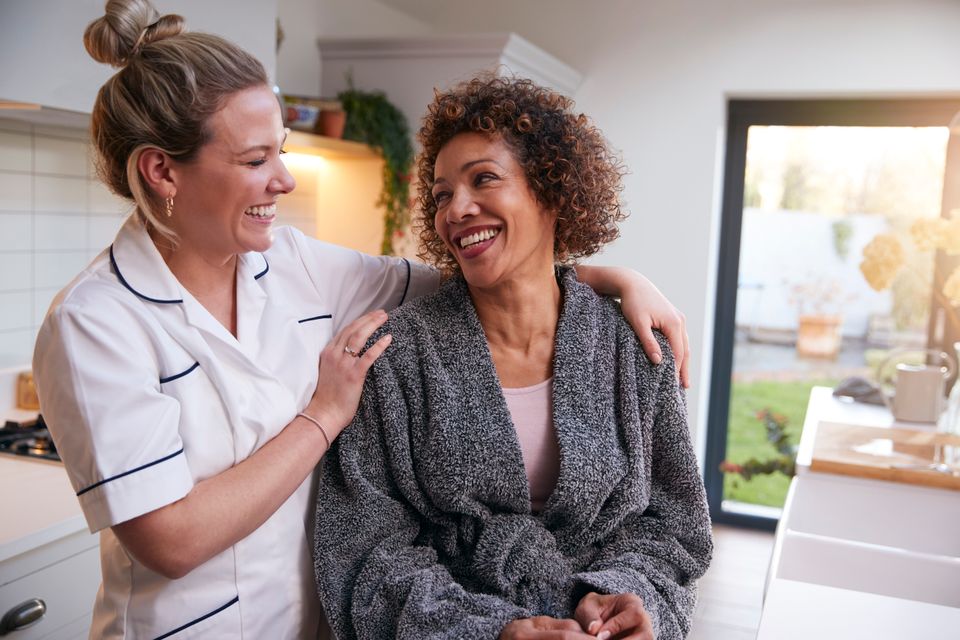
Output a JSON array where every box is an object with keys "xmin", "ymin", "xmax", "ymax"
[{"xmin": 165, "ymin": 196, "xmax": 174, "ymax": 218}]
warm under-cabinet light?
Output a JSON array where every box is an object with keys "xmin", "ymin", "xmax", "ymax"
[
  {"xmin": 281, "ymin": 152, "xmax": 329, "ymax": 172},
  {"xmin": 0, "ymin": 101, "xmax": 41, "ymax": 110}
]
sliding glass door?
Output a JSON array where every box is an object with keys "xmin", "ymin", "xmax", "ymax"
[{"xmin": 706, "ymin": 99, "xmax": 960, "ymax": 529}]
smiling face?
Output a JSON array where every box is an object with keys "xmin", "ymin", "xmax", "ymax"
[
  {"xmin": 167, "ymin": 84, "xmax": 294, "ymax": 261},
  {"xmin": 432, "ymin": 132, "xmax": 557, "ymax": 290}
]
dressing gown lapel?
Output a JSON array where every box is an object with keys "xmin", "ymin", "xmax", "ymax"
[
  {"xmin": 427, "ymin": 277, "xmax": 531, "ymax": 514},
  {"xmin": 544, "ymin": 270, "xmax": 633, "ymax": 550}
]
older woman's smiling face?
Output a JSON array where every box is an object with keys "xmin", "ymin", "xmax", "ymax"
[{"xmin": 432, "ymin": 132, "xmax": 557, "ymax": 290}]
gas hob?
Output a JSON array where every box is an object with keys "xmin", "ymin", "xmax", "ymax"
[{"xmin": 0, "ymin": 415, "xmax": 60, "ymax": 462}]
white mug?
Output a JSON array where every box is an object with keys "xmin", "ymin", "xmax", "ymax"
[
  {"xmin": 892, "ymin": 363, "xmax": 950, "ymax": 423},
  {"xmin": 876, "ymin": 348, "xmax": 956, "ymax": 424}
]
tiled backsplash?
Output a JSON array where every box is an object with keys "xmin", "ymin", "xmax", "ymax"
[{"xmin": 0, "ymin": 117, "xmax": 318, "ymax": 369}]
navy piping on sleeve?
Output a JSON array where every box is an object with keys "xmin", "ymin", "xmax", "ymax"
[
  {"xmin": 298, "ymin": 314, "xmax": 332, "ymax": 324},
  {"xmin": 153, "ymin": 596, "xmax": 240, "ymax": 639},
  {"xmin": 254, "ymin": 255, "xmax": 269, "ymax": 280},
  {"xmin": 109, "ymin": 246, "xmax": 184, "ymax": 304},
  {"xmin": 398, "ymin": 258, "xmax": 412, "ymax": 306},
  {"xmin": 76, "ymin": 448, "xmax": 185, "ymax": 497},
  {"xmin": 159, "ymin": 362, "xmax": 200, "ymax": 384}
]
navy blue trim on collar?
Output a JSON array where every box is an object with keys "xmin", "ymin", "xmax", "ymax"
[
  {"xmin": 109, "ymin": 245, "xmax": 183, "ymax": 304},
  {"xmin": 76, "ymin": 448, "xmax": 185, "ymax": 496},
  {"xmin": 153, "ymin": 596, "xmax": 240, "ymax": 640},
  {"xmin": 398, "ymin": 258, "xmax": 412, "ymax": 306},
  {"xmin": 254, "ymin": 255, "xmax": 269, "ymax": 280},
  {"xmin": 160, "ymin": 362, "xmax": 200, "ymax": 384}
]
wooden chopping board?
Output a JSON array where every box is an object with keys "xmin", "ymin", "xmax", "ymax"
[{"xmin": 811, "ymin": 421, "xmax": 960, "ymax": 491}]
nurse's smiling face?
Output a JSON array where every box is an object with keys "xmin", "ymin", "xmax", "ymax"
[{"xmin": 167, "ymin": 85, "xmax": 295, "ymax": 261}]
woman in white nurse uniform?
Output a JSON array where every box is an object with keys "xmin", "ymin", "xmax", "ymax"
[{"xmin": 32, "ymin": 1, "xmax": 690, "ymax": 638}]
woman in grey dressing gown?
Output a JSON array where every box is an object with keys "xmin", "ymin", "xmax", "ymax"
[{"xmin": 314, "ymin": 74, "xmax": 712, "ymax": 640}]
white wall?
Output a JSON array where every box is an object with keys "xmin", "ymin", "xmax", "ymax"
[
  {"xmin": 736, "ymin": 210, "xmax": 891, "ymax": 335},
  {"xmin": 0, "ymin": 119, "xmax": 128, "ymax": 366},
  {"xmin": 276, "ymin": 0, "xmax": 430, "ymax": 97},
  {"xmin": 0, "ymin": 0, "xmax": 278, "ymax": 113}
]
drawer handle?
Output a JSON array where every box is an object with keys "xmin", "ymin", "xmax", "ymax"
[{"xmin": 0, "ymin": 598, "xmax": 46, "ymax": 635}]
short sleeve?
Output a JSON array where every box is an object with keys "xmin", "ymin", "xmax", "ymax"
[
  {"xmin": 33, "ymin": 294, "xmax": 194, "ymax": 532},
  {"xmin": 286, "ymin": 228, "xmax": 440, "ymax": 332}
]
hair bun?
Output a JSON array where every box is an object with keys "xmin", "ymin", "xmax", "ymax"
[{"xmin": 83, "ymin": 0, "xmax": 184, "ymax": 68}]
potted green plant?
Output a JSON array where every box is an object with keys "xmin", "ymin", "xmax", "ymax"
[{"xmin": 337, "ymin": 79, "xmax": 413, "ymax": 255}]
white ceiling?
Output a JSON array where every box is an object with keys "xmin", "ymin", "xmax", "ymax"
[{"xmin": 375, "ymin": 0, "xmax": 885, "ymax": 74}]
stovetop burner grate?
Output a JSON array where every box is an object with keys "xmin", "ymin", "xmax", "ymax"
[{"xmin": 0, "ymin": 415, "xmax": 61, "ymax": 462}]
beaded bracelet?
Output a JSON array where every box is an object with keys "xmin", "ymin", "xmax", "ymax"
[{"xmin": 297, "ymin": 412, "xmax": 331, "ymax": 449}]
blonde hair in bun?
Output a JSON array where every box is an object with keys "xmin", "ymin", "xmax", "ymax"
[
  {"xmin": 83, "ymin": 0, "xmax": 184, "ymax": 68},
  {"xmin": 84, "ymin": 0, "xmax": 267, "ymax": 245}
]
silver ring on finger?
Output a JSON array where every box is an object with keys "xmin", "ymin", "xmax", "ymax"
[{"xmin": 343, "ymin": 345, "xmax": 359, "ymax": 357}]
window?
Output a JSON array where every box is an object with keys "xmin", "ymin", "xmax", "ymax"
[{"xmin": 705, "ymin": 99, "xmax": 960, "ymax": 530}]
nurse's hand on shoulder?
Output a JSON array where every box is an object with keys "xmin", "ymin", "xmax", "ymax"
[
  {"xmin": 618, "ymin": 273, "xmax": 689, "ymax": 390},
  {"xmin": 110, "ymin": 315, "xmax": 392, "ymax": 581},
  {"xmin": 575, "ymin": 265, "xmax": 690, "ymax": 389},
  {"xmin": 499, "ymin": 616, "xmax": 595, "ymax": 639},
  {"xmin": 304, "ymin": 309, "xmax": 392, "ymax": 442}
]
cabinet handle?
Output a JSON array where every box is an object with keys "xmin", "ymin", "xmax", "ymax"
[{"xmin": 0, "ymin": 598, "xmax": 46, "ymax": 635}]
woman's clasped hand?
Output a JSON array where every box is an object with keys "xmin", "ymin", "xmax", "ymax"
[{"xmin": 501, "ymin": 593, "xmax": 653, "ymax": 640}]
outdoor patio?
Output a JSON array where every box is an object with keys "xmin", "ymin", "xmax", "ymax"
[{"xmin": 733, "ymin": 335, "xmax": 874, "ymax": 384}]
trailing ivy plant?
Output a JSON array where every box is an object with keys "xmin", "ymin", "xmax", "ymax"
[{"xmin": 337, "ymin": 77, "xmax": 413, "ymax": 255}]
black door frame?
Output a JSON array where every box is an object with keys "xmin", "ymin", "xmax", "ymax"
[{"xmin": 706, "ymin": 98, "xmax": 960, "ymax": 531}]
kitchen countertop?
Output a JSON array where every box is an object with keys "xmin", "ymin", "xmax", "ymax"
[
  {"xmin": 759, "ymin": 387, "xmax": 960, "ymax": 637},
  {"xmin": 0, "ymin": 454, "xmax": 88, "ymax": 563},
  {"xmin": 797, "ymin": 386, "xmax": 926, "ymax": 471},
  {"xmin": 758, "ymin": 578, "xmax": 960, "ymax": 639},
  {"xmin": 0, "ymin": 366, "xmax": 90, "ymax": 563}
]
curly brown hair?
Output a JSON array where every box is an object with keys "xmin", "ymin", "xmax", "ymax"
[{"xmin": 416, "ymin": 74, "xmax": 627, "ymax": 273}]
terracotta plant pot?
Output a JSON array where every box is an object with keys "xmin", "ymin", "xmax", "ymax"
[
  {"xmin": 316, "ymin": 109, "xmax": 347, "ymax": 139},
  {"xmin": 796, "ymin": 314, "xmax": 843, "ymax": 359}
]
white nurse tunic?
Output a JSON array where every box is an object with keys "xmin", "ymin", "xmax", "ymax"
[{"xmin": 32, "ymin": 214, "xmax": 438, "ymax": 639}]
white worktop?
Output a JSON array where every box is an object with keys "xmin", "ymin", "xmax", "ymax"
[
  {"xmin": 758, "ymin": 578, "xmax": 960, "ymax": 639},
  {"xmin": 0, "ymin": 366, "xmax": 89, "ymax": 564},
  {"xmin": 795, "ymin": 385, "xmax": 929, "ymax": 471},
  {"xmin": 0, "ymin": 455, "xmax": 88, "ymax": 563}
]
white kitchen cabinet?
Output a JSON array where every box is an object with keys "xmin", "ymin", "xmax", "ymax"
[
  {"xmin": 317, "ymin": 34, "xmax": 583, "ymax": 150},
  {"xmin": 0, "ymin": 0, "xmax": 278, "ymax": 114},
  {"xmin": 757, "ymin": 578, "xmax": 960, "ymax": 640},
  {"xmin": 0, "ymin": 446, "xmax": 99, "ymax": 639},
  {"xmin": 0, "ymin": 529, "xmax": 99, "ymax": 639},
  {"xmin": 757, "ymin": 387, "xmax": 960, "ymax": 638}
]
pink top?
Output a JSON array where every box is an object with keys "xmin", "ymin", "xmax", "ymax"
[{"xmin": 502, "ymin": 378, "xmax": 560, "ymax": 513}]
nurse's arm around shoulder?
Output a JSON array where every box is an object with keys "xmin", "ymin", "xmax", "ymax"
[{"xmin": 112, "ymin": 310, "xmax": 391, "ymax": 580}]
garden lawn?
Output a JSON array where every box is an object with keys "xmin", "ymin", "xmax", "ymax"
[{"xmin": 723, "ymin": 378, "xmax": 839, "ymax": 508}]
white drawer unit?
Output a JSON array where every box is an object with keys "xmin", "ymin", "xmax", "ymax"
[{"xmin": 0, "ymin": 530, "xmax": 99, "ymax": 639}]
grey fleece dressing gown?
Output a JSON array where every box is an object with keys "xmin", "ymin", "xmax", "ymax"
[{"xmin": 313, "ymin": 268, "xmax": 713, "ymax": 640}]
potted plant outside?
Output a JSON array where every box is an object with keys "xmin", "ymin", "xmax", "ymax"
[{"xmin": 789, "ymin": 278, "xmax": 854, "ymax": 359}]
